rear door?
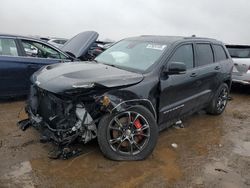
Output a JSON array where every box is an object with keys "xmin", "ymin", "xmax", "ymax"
[
  {"xmin": 0, "ymin": 37, "xmax": 27, "ymax": 96},
  {"xmin": 193, "ymin": 43, "xmax": 220, "ymax": 107},
  {"xmin": 159, "ymin": 43, "xmax": 201, "ymax": 124}
]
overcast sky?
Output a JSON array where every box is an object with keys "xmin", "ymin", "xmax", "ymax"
[{"xmin": 1, "ymin": 0, "xmax": 249, "ymax": 44}]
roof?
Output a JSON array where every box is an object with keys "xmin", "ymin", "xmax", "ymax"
[
  {"xmin": 48, "ymin": 37, "xmax": 68, "ymax": 41},
  {"xmin": 226, "ymin": 44, "xmax": 250, "ymax": 48},
  {"xmin": 0, "ymin": 33, "xmax": 24, "ymax": 38},
  {"xmin": 125, "ymin": 35, "xmax": 222, "ymax": 44},
  {"xmin": 0, "ymin": 33, "xmax": 42, "ymax": 41},
  {"xmin": 0, "ymin": 33, "xmax": 66, "ymax": 42}
]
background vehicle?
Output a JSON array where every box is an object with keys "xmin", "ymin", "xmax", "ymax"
[
  {"xmin": 47, "ymin": 38, "xmax": 68, "ymax": 48},
  {"xmin": 0, "ymin": 31, "xmax": 105, "ymax": 97},
  {"xmin": 20, "ymin": 36, "xmax": 233, "ymax": 161},
  {"xmin": 60, "ymin": 31, "xmax": 110, "ymax": 61},
  {"xmin": 0, "ymin": 34, "xmax": 72, "ymax": 97},
  {"xmin": 226, "ymin": 45, "xmax": 250, "ymax": 85}
]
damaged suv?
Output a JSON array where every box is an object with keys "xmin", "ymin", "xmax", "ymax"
[{"xmin": 19, "ymin": 36, "xmax": 233, "ymax": 160}]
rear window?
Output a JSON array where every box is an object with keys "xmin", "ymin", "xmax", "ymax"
[
  {"xmin": 53, "ymin": 40, "xmax": 67, "ymax": 44},
  {"xmin": 227, "ymin": 46, "xmax": 250, "ymax": 58},
  {"xmin": 196, "ymin": 44, "xmax": 214, "ymax": 66},
  {"xmin": 213, "ymin": 45, "xmax": 227, "ymax": 61}
]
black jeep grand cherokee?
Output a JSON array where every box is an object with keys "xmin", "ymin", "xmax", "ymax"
[{"xmin": 20, "ymin": 35, "xmax": 233, "ymax": 160}]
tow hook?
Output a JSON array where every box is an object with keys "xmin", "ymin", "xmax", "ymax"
[{"xmin": 17, "ymin": 119, "xmax": 31, "ymax": 131}]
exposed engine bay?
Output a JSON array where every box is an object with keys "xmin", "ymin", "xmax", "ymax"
[{"xmin": 19, "ymin": 85, "xmax": 108, "ymax": 158}]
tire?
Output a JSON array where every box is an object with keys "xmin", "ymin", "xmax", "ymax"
[
  {"xmin": 97, "ymin": 105, "xmax": 158, "ymax": 161},
  {"xmin": 206, "ymin": 83, "xmax": 229, "ymax": 115}
]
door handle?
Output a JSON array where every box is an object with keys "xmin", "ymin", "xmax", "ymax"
[
  {"xmin": 215, "ymin": 66, "xmax": 221, "ymax": 70},
  {"xmin": 190, "ymin": 72, "xmax": 198, "ymax": 77}
]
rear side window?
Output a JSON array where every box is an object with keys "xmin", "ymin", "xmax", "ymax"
[
  {"xmin": 196, "ymin": 44, "xmax": 214, "ymax": 66},
  {"xmin": 0, "ymin": 38, "xmax": 18, "ymax": 56},
  {"xmin": 213, "ymin": 45, "xmax": 227, "ymax": 61},
  {"xmin": 169, "ymin": 44, "xmax": 194, "ymax": 69}
]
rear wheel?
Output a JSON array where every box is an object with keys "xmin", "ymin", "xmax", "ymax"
[
  {"xmin": 97, "ymin": 105, "xmax": 158, "ymax": 160},
  {"xmin": 206, "ymin": 83, "xmax": 229, "ymax": 115}
]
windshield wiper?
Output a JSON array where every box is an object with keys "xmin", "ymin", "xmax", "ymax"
[
  {"xmin": 91, "ymin": 59, "xmax": 99, "ymax": 63},
  {"xmin": 102, "ymin": 63, "xmax": 118, "ymax": 68}
]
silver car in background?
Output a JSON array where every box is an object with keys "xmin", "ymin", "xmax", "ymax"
[
  {"xmin": 226, "ymin": 45, "xmax": 250, "ymax": 85},
  {"xmin": 48, "ymin": 38, "xmax": 68, "ymax": 48}
]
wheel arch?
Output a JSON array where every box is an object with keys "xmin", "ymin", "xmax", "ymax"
[
  {"xmin": 224, "ymin": 79, "xmax": 232, "ymax": 90},
  {"xmin": 96, "ymin": 90, "xmax": 157, "ymax": 120},
  {"xmin": 111, "ymin": 99, "xmax": 157, "ymax": 120}
]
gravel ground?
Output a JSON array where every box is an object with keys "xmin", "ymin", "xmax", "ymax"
[{"xmin": 0, "ymin": 85, "xmax": 249, "ymax": 188}]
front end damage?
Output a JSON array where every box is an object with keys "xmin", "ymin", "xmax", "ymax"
[{"xmin": 18, "ymin": 84, "xmax": 141, "ymax": 159}]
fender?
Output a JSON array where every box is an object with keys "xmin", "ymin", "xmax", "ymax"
[
  {"xmin": 111, "ymin": 99, "xmax": 157, "ymax": 119},
  {"xmin": 97, "ymin": 92, "xmax": 157, "ymax": 120}
]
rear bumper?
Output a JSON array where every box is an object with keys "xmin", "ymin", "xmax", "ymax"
[
  {"xmin": 232, "ymin": 79, "xmax": 250, "ymax": 85},
  {"xmin": 232, "ymin": 73, "xmax": 250, "ymax": 85}
]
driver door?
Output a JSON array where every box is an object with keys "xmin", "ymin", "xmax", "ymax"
[
  {"xmin": 158, "ymin": 43, "xmax": 200, "ymax": 125},
  {"xmin": 18, "ymin": 39, "xmax": 70, "ymax": 91}
]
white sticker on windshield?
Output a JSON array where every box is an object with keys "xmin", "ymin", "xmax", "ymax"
[{"xmin": 146, "ymin": 44, "xmax": 167, "ymax": 50}]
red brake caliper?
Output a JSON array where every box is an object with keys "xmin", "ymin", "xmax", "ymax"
[{"xmin": 134, "ymin": 119, "xmax": 143, "ymax": 140}]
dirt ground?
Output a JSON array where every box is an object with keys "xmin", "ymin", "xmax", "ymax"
[{"xmin": 0, "ymin": 85, "xmax": 250, "ymax": 188}]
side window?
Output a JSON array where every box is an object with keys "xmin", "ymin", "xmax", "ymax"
[
  {"xmin": 59, "ymin": 40, "xmax": 67, "ymax": 44},
  {"xmin": 0, "ymin": 38, "xmax": 18, "ymax": 56},
  {"xmin": 196, "ymin": 44, "xmax": 214, "ymax": 66},
  {"xmin": 169, "ymin": 44, "xmax": 194, "ymax": 69},
  {"xmin": 213, "ymin": 45, "xmax": 227, "ymax": 61},
  {"xmin": 21, "ymin": 40, "xmax": 66, "ymax": 59},
  {"xmin": 52, "ymin": 40, "xmax": 59, "ymax": 43}
]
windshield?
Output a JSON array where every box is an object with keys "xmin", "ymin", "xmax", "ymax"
[
  {"xmin": 95, "ymin": 40, "xmax": 167, "ymax": 72},
  {"xmin": 227, "ymin": 47, "xmax": 250, "ymax": 58}
]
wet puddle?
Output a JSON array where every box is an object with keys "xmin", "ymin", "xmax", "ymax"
[
  {"xmin": 29, "ymin": 146, "xmax": 181, "ymax": 187},
  {"xmin": 234, "ymin": 141, "xmax": 250, "ymax": 157},
  {"xmin": 2, "ymin": 161, "xmax": 34, "ymax": 188}
]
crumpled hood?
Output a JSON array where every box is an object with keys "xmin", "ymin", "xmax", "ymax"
[{"xmin": 32, "ymin": 62, "xmax": 143, "ymax": 93}]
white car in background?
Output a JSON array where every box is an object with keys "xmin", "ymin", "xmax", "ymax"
[
  {"xmin": 226, "ymin": 45, "xmax": 250, "ymax": 85},
  {"xmin": 47, "ymin": 38, "xmax": 68, "ymax": 48}
]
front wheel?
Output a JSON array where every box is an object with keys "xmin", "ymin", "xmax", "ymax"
[
  {"xmin": 206, "ymin": 83, "xmax": 229, "ymax": 115},
  {"xmin": 97, "ymin": 105, "xmax": 158, "ymax": 161}
]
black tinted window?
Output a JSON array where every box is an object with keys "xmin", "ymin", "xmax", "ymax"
[
  {"xmin": 213, "ymin": 45, "xmax": 227, "ymax": 61},
  {"xmin": 196, "ymin": 44, "xmax": 214, "ymax": 66},
  {"xmin": 170, "ymin": 44, "xmax": 194, "ymax": 69}
]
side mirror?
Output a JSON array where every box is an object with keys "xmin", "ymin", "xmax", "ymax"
[{"xmin": 164, "ymin": 61, "xmax": 187, "ymax": 75}]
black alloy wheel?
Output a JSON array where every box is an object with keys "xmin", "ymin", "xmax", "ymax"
[{"xmin": 97, "ymin": 105, "xmax": 158, "ymax": 160}]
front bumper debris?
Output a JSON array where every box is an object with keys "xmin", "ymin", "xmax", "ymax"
[{"xmin": 17, "ymin": 119, "xmax": 32, "ymax": 131}]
